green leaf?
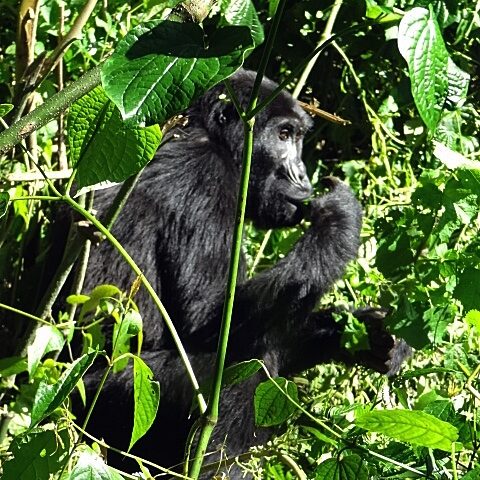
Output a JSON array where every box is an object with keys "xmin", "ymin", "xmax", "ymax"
[
  {"xmin": 112, "ymin": 309, "xmax": 143, "ymax": 372},
  {"xmin": 79, "ymin": 284, "xmax": 122, "ymax": 319},
  {"xmin": 445, "ymin": 58, "xmax": 470, "ymax": 108},
  {"xmin": 0, "ymin": 103, "xmax": 13, "ymax": 117},
  {"xmin": 67, "ymin": 293, "xmax": 91, "ymax": 305},
  {"xmin": 31, "ymin": 350, "xmax": 98, "ymax": 427},
  {"xmin": 315, "ymin": 454, "xmax": 369, "ymax": 480},
  {"xmin": 340, "ymin": 312, "xmax": 369, "ymax": 353},
  {"xmin": 302, "ymin": 425, "xmax": 338, "ymax": 447},
  {"xmin": 0, "ymin": 356, "xmax": 28, "ymax": 376},
  {"xmin": 27, "ymin": 325, "xmax": 65, "ymax": 377},
  {"xmin": 0, "ymin": 191, "xmax": 10, "ymax": 219},
  {"xmin": 267, "ymin": 0, "xmax": 280, "ymax": 17},
  {"xmin": 365, "ymin": 0, "xmax": 401, "ymax": 23},
  {"xmin": 197, "ymin": 359, "xmax": 263, "ymax": 408},
  {"xmin": 356, "ymin": 409, "xmax": 458, "ymax": 451},
  {"xmin": 454, "ymin": 268, "xmax": 480, "ymax": 311},
  {"xmin": 129, "ymin": 355, "xmax": 160, "ymax": 450},
  {"xmin": 70, "ymin": 448, "xmax": 124, "ymax": 480},
  {"xmin": 101, "ymin": 20, "xmax": 256, "ymax": 127},
  {"xmin": 463, "ymin": 466, "xmax": 480, "ymax": 480},
  {"xmin": 254, "ymin": 377, "xmax": 298, "ymax": 427},
  {"xmin": 222, "ymin": 359, "xmax": 263, "ymax": 386},
  {"xmin": 398, "ymin": 7, "xmax": 449, "ymax": 131},
  {"xmin": 433, "ymin": 141, "xmax": 480, "ymax": 170},
  {"xmin": 68, "ymin": 87, "xmax": 162, "ymax": 188},
  {"xmin": 2, "ymin": 429, "xmax": 70, "ymax": 480},
  {"xmin": 465, "ymin": 309, "xmax": 480, "ymax": 333},
  {"xmin": 315, "ymin": 455, "xmax": 368, "ymax": 480},
  {"xmin": 220, "ymin": 0, "xmax": 264, "ymax": 47}
]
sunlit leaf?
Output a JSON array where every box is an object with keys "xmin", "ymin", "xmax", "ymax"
[
  {"xmin": 31, "ymin": 350, "xmax": 98, "ymax": 427},
  {"xmin": 129, "ymin": 355, "xmax": 160, "ymax": 450},
  {"xmin": 68, "ymin": 87, "xmax": 162, "ymax": 188},
  {"xmin": 27, "ymin": 325, "xmax": 65, "ymax": 377},
  {"xmin": 356, "ymin": 409, "xmax": 458, "ymax": 451},
  {"xmin": 70, "ymin": 448, "xmax": 124, "ymax": 479},
  {"xmin": 0, "ymin": 103, "xmax": 13, "ymax": 117},
  {"xmin": 398, "ymin": 7, "xmax": 449, "ymax": 131},
  {"xmin": 101, "ymin": 20, "xmax": 256, "ymax": 127}
]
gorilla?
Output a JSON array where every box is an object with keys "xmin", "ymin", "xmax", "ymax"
[{"xmin": 77, "ymin": 70, "xmax": 408, "ymax": 477}]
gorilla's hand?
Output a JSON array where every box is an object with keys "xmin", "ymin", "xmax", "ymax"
[
  {"xmin": 308, "ymin": 177, "xmax": 363, "ymax": 233},
  {"xmin": 351, "ymin": 308, "xmax": 412, "ymax": 376}
]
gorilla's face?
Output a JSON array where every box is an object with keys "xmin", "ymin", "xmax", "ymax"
[{"xmin": 247, "ymin": 114, "xmax": 313, "ymax": 229}]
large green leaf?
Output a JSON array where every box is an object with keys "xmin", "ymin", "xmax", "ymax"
[
  {"xmin": 129, "ymin": 355, "xmax": 160, "ymax": 450},
  {"xmin": 101, "ymin": 20, "xmax": 257, "ymax": 127},
  {"xmin": 398, "ymin": 7, "xmax": 449, "ymax": 131},
  {"xmin": 31, "ymin": 350, "xmax": 98, "ymax": 427},
  {"xmin": 445, "ymin": 58, "xmax": 470, "ymax": 107},
  {"xmin": 356, "ymin": 409, "xmax": 458, "ymax": 451},
  {"xmin": 315, "ymin": 454, "xmax": 369, "ymax": 480},
  {"xmin": 463, "ymin": 466, "xmax": 480, "ymax": 480},
  {"xmin": 68, "ymin": 87, "xmax": 162, "ymax": 188},
  {"xmin": 254, "ymin": 377, "xmax": 298, "ymax": 427},
  {"xmin": 2, "ymin": 429, "xmax": 70, "ymax": 480}
]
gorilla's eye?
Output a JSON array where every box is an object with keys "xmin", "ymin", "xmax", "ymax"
[{"xmin": 279, "ymin": 128, "xmax": 291, "ymax": 141}]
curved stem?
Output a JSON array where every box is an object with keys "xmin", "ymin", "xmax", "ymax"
[
  {"xmin": 63, "ymin": 195, "xmax": 207, "ymax": 414},
  {"xmin": 0, "ymin": 302, "xmax": 52, "ymax": 326}
]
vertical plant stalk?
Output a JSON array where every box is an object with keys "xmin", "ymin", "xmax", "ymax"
[
  {"xmin": 37, "ymin": 0, "xmax": 100, "ymax": 83},
  {"xmin": 15, "ymin": 0, "xmax": 40, "ymax": 91},
  {"xmin": 187, "ymin": 2, "xmax": 288, "ymax": 478},
  {"xmin": 292, "ymin": 0, "xmax": 343, "ymax": 99},
  {"xmin": 15, "ymin": 0, "xmax": 41, "ymax": 169},
  {"xmin": 57, "ymin": 2, "xmax": 68, "ymax": 171}
]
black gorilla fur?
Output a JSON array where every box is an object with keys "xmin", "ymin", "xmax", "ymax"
[{"xmin": 78, "ymin": 70, "xmax": 409, "ymax": 477}]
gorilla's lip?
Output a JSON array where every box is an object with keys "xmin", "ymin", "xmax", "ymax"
[{"xmin": 285, "ymin": 190, "xmax": 312, "ymax": 206}]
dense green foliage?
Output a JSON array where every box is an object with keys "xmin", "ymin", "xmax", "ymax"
[{"xmin": 0, "ymin": 0, "xmax": 479, "ymax": 478}]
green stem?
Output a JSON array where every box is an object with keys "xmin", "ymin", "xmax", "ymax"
[
  {"xmin": 187, "ymin": 3, "xmax": 288, "ymax": 478},
  {"xmin": 0, "ymin": 64, "xmax": 101, "ymax": 156},
  {"xmin": 0, "ymin": 302, "xmax": 52, "ymax": 326},
  {"xmin": 81, "ymin": 362, "xmax": 112, "ymax": 434},
  {"xmin": 63, "ymin": 195, "xmax": 207, "ymax": 414}
]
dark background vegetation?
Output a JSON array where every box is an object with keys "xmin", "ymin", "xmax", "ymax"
[{"xmin": 0, "ymin": 0, "xmax": 479, "ymax": 478}]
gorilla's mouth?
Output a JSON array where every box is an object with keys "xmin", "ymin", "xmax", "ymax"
[{"xmin": 285, "ymin": 190, "xmax": 312, "ymax": 209}]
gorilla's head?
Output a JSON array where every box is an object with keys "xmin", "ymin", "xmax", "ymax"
[{"xmin": 191, "ymin": 69, "xmax": 314, "ymax": 229}]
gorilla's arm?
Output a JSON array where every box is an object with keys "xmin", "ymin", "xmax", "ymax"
[
  {"xmin": 238, "ymin": 180, "xmax": 362, "ymax": 317},
  {"xmin": 187, "ymin": 180, "xmax": 362, "ymax": 349}
]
